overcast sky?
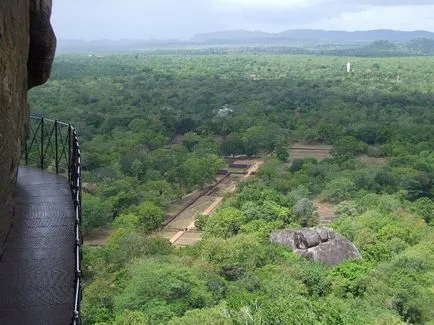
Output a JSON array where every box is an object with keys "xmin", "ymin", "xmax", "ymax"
[{"xmin": 52, "ymin": 0, "xmax": 434, "ymax": 40}]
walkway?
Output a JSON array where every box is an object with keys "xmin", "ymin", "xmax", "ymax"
[
  {"xmin": 159, "ymin": 160, "xmax": 264, "ymax": 246},
  {"xmin": 0, "ymin": 167, "xmax": 75, "ymax": 325}
]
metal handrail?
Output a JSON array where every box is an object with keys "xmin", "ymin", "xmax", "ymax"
[
  {"xmin": 71, "ymin": 129, "xmax": 82, "ymax": 325},
  {"xmin": 22, "ymin": 115, "xmax": 82, "ymax": 325}
]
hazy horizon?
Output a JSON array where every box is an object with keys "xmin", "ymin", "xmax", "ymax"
[
  {"xmin": 56, "ymin": 28, "xmax": 434, "ymax": 42},
  {"xmin": 52, "ymin": 0, "xmax": 434, "ymax": 41}
]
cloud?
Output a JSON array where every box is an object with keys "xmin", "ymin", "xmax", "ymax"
[
  {"xmin": 214, "ymin": 0, "xmax": 434, "ymax": 7},
  {"xmin": 52, "ymin": 0, "xmax": 224, "ymax": 40},
  {"xmin": 356, "ymin": 0, "xmax": 434, "ymax": 5},
  {"xmin": 212, "ymin": 0, "xmax": 434, "ymax": 31},
  {"xmin": 312, "ymin": 5, "xmax": 434, "ymax": 31},
  {"xmin": 210, "ymin": 0, "xmax": 363, "ymax": 27},
  {"xmin": 213, "ymin": 0, "xmax": 320, "ymax": 9},
  {"xmin": 51, "ymin": 0, "xmax": 434, "ymax": 40}
]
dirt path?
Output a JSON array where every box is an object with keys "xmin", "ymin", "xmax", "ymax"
[
  {"xmin": 290, "ymin": 143, "xmax": 332, "ymax": 162},
  {"xmin": 202, "ymin": 197, "xmax": 224, "ymax": 216},
  {"xmin": 314, "ymin": 199, "xmax": 337, "ymax": 224},
  {"xmin": 83, "ymin": 227, "xmax": 113, "ymax": 246},
  {"xmin": 168, "ymin": 196, "xmax": 223, "ymax": 244},
  {"xmin": 243, "ymin": 161, "xmax": 264, "ymax": 178},
  {"xmin": 159, "ymin": 159, "xmax": 263, "ymax": 246}
]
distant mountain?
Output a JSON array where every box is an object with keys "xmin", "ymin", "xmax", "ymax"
[
  {"xmin": 190, "ymin": 30, "xmax": 273, "ymax": 42},
  {"xmin": 335, "ymin": 40, "xmax": 407, "ymax": 57},
  {"xmin": 361, "ymin": 40, "xmax": 401, "ymax": 52},
  {"xmin": 190, "ymin": 29, "xmax": 434, "ymax": 44},
  {"xmin": 57, "ymin": 30, "xmax": 434, "ymax": 56},
  {"xmin": 407, "ymin": 38, "xmax": 434, "ymax": 54},
  {"xmin": 57, "ymin": 39, "xmax": 182, "ymax": 54}
]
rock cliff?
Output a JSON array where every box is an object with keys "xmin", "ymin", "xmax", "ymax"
[
  {"xmin": 0, "ymin": 0, "xmax": 56, "ymax": 253},
  {"xmin": 271, "ymin": 228, "xmax": 361, "ymax": 266}
]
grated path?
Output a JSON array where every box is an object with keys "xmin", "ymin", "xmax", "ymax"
[{"xmin": 0, "ymin": 167, "xmax": 75, "ymax": 325}]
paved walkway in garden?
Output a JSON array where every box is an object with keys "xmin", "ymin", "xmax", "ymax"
[
  {"xmin": 161, "ymin": 160, "xmax": 264, "ymax": 246},
  {"xmin": 0, "ymin": 167, "xmax": 75, "ymax": 325}
]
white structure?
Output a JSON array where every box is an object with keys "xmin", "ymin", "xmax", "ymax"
[
  {"xmin": 346, "ymin": 62, "xmax": 351, "ymax": 73},
  {"xmin": 217, "ymin": 105, "xmax": 233, "ymax": 118}
]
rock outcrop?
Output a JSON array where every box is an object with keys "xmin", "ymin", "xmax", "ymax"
[
  {"xmin": 28, "ymin": 0, "xmax": 57, "ymax": 89},
  {"xmin": 271, "ymin": 228, "xmax": 361, "ymax": 266},
  {"xmin": 0, "ymin": 0, "xmax": 56, "ymax": 253}
]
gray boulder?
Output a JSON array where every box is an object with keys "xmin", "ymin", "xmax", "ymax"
[{"xmin": 271, "ymin": 228, "xmax": 361, "ymax": 266}]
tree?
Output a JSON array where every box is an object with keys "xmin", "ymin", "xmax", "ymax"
[
  {"xmin": 130, "ymin": 159, "xmax": 144, "ymax": 179},
  {"xmin": 182, "ymin": 132, "xmax": 201, "ymax": 152},
  {"xmin": 142, "ymin": 180, "xmax": 180, "ymax": 207},
  {"xmin": 97, "ymin": 178, "xmax": 142, "ymax": 213},
  {"xmin": 221, "ymin": 136, "xmax": 245, "ymax": 157},
  {"xmin": 276, "ymin": 146, "xmax": 289, "ymax": 162},
  {"xmin": 114, "ymin": 201, "xmax": 165, "ymax": 232},
  {"xmin": 176, "ymin": 116, "xmax": 196, "ymax": 134},
  {"xmin": 113, "ymin": 310, "xmax": 149, "ymax": 325},
  {"xmin": 131, "ymin": 201, "xmax": 165, "ymax": 231},
  {"xmin": 332, "ymin": 136, "xmax": 368, "ymax": 160},
  {"xmin": 179, "ymin": 154, "xmax": 225, "ymax": 190},
  {"xmin": 113, "ymin": 259, "xmax": 212, "ymax": 323},
  {"xmin": 411, "ymin": 197, "xmax": 434, "ymax": 224},
  {"xmin": 204, "ymin": 207, "xmax": 246, "ymax": 239},
  {"xmin": 168, "ymin": 304, "xmax": 233, "ymax": 325},
  {"xmin": 291, "ymin": 198, "xmax": 318, "ymax": 227},
  {"xmin": 335, "ymin": 200, "xmax": 361, "ymax": 218},
  {"xmin": 243, "ymin": 125, "xmax": 279, "ymax": 156},
  {"xmin": 323, "ymin": 177, "xmax": 357, "ymax": 203},
  {"xmin": 82, "ymin": 193, "xmax": 113, "ymax": 231},
  {"xmin": 400, "ymin": 170, "xmax": 433, "ymax": 201}
]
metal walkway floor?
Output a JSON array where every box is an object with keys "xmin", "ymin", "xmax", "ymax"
[{"xmin": 0, "ymin": 167, "xmax": 75, "ymax": 325}]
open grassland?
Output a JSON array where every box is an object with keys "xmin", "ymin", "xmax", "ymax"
[{"xmin": 290, "ymin": 143, "xmax": 333, "ymax": 161}]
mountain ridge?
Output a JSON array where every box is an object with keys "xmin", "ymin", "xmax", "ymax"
[{"xmin": 190, "ymin": 29, "xmax": 434, "ymax": 43}]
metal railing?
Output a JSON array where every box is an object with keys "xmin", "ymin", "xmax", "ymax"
[{"xmin": 22, "ymin": 116, "xmax": 82, "ymax": 325}]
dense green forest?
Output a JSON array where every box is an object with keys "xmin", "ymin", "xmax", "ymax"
[{"xmin": 29, "ymin": 51, "xmax": 433, "ymax": 324}]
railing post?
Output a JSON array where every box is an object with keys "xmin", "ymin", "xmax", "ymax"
[
  {"xmin": 40, "ymin": 117, "xmax": 44, "ymax": 169},
  {"xmin": 24, "ymin": 139, "xmax": 29, "ymax": 166},
  {"xmin": 68, "ymin": 124, "xmax": 72, "ymax": 184},
  {"xmin": 55, "ymin": 120, "xmax": 59, "ymax": 174}
]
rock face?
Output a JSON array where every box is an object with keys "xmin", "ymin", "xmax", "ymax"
[
  {"xmin": 271, "ymin": 228, "xmax": 362, "ymax": 266},
  {"xmin": 0, "ymin": 0, "xmax": 56, "ymax": 253},
  {"xmin": 28, "ymin": 0, "xmax": 57, "ymax": 89}
]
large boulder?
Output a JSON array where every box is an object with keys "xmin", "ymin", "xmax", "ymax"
[
  {"xmin": 271, "ymin": 228, "xmax": 361, "ymax": 266},
  {"xmin": 0, "ymin": 0, "xmax": 56, "ymax": 253},
  {"xmin": 28, "ymin": 0, "xmax": 57, "ymax": 89}
]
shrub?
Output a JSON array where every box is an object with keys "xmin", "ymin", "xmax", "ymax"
[
  {"xmin": 291, "ymin": 198, "xmax": 318, "ymax": 226},
  {"xmin": 323, "ymin": 177, "xmax": 357, "ymax": 203},
  {"xmin": 203, "ymin": 207, "xmax": 246, "ymax": 239},
  {"xmin": 335, "ymin": 200, "xmax": 361, "ymax": 217}
]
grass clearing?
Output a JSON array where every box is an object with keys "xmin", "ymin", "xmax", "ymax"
[{"xmin": 290, "ymin": 143, "xmax": 332, "ymax": 161}]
